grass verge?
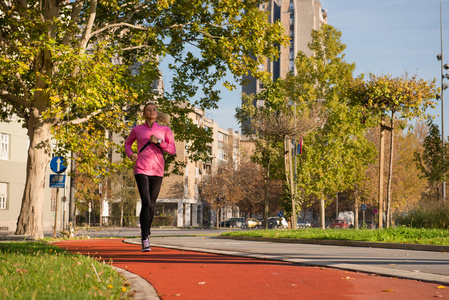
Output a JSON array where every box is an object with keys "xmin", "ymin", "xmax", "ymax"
[
  {"xmin": 0, "ymin": 241, "xmax": 132, "ymax": 299},
  {"xmin": 221, "ymin": 227, "xmax": 449, "ymax": 245}
]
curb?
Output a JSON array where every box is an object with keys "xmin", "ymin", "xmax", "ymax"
[
  {"xmin": 217, "ymin": 235, "xmax": 449, "ymax": 252},
  {"xmin": 112, "ymin": 265, "xmax": 159, "ymax": 300}
]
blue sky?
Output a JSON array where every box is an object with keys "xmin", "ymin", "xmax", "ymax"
[{"xmin": 163, "ymin": 0, "xmax": 449, "ymax": 132}]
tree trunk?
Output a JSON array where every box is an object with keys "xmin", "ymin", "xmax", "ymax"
[
  {"xmin": 320, "ymin": 198, "xmax": 325, "ymax": 229},
  {"xmin": 264, "ymin": 161, "xmax": 270, "ymax": 230},
  {"xmin": 15, "ymin": 2, "xmax": 57, "ymax": 239},
  {"xmin": 15, "ymin": 112, "xmax": 52, "ymax": 239},
  {"xmin": 386, "ymin": 113, "xmax": 395, "ymax": 228},
  {"xmin": 354, "ymin": 185, "xmax": 359, "ymax": 229},
  {"xmin": 216, "ymin": 208, "xmax": 220, "ymax": 229}
]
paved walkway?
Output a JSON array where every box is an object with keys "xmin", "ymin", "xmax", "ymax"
[{"xmin": 53, "ymin": 237, "xmax": 449, "ymax": 300}]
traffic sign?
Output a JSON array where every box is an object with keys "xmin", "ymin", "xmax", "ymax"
[
  {"xmin": 278, "ymin": 211, "xmax": 284, "ymax": 218},
  {"xmin": 361, "ymin": 204, "xmax": 367, "ymax": 211},
  {"xmin": 50, "ymin": 156, "xmax": 67, "ymax": 174},
  {"xmin": 373, "ymin": 208, "xmax": 378, "ymax": 214},
  {"xmin": 50, "ymin": 174, "xmax": 66, "ymax": 188}
]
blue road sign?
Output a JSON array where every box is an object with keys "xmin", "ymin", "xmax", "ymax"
[
  {"xmin": 278, "ymin": 211, "xmax": 284, "ymax": 218},
  {"xmin": 50, "ymin": 174, "xmax": 66, "ymax": 188},
  {"xmin": 50, "ymin": 156, "xmax": 67, "ymax": 174},
  {"xmin": 361, "ymin": 204, "xmax": 367, "ymax": 211}
]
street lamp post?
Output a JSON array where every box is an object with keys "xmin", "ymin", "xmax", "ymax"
[{"xmin": 438, "ymin": 1, "xmax": 449, "ymax": 202}]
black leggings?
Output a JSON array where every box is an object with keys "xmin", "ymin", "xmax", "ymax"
[{"xmin": 134, "ymin": 174, "xmax": 163, "ymax": 240}]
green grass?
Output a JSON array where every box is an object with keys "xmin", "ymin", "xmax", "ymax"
[
  {"xmin": 221, "ymin": 227, "xmax": 449, "ymax": 245},
  {"xmin": 0, "ymin": 241, "xmax": 132, "ymax": 300}
]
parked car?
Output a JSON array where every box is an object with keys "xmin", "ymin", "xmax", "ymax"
[
  {"xmin": 297, "ymin": 220, "xmax": 311, "ymax": 228},
  {"xmin": 219, "ymin": 219, "xmax": 231, "ymax": 227},
  {"xmin": 246, "ymin": 218, "xmax": 261, "ymax": 228},
  {"xmin": 329, "ymin": 219, "xmax": 350, "ymax": 229},
  {"xmin": 261, "ymin": 217, "xmax": 288, "ymax": 229},
  {"xmin": 261, "ymin": 217, "xmax": 278, "ymax": 229},
  {"xmin": 230, "ymin": 217, "xmax": 248, "ymax": 228}
]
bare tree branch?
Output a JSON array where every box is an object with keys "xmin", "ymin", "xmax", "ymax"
[
  {"xmin": 90, "ymin": 22, "xmax": 148, "ymax": 37},
  {"xmin": 0, "ymin": 90, "xmax": 29, "ymax": 108},
  {"xmin": 80, "ymin": 0, "xmax": 98, "ymax": 49},
  {"xmin": 62, "ymin": 0, "xmax": 84, "ymax": 45},
  {"xmin": 52, "ymin": 108, "xmax": 104, "ymax": 126}
]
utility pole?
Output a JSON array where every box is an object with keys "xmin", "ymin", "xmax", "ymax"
[
  {"xmin": 378, "ymin": 117, "xmax": 385, "ymax": 229},
  {"xmin": 440, "ymin": 2, "xmax": 447, "ymax": 201}
]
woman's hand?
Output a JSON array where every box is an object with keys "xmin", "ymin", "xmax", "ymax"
[
  {"xmin": 130, "ymin": 153, "xmax": 138, "ymax": 163},
  {"xmin": 150, "ymin": 135, "xmax": 159, "ymax": 144}
]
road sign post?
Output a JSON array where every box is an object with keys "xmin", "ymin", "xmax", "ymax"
[
  {"xmin": 53, "ymin": 188, "xmax": 59, "ymax": 238},
  {"xmin": 361, "ymin": 204, "xmax": 367, "ymax": 224},
  {"xmin": 50, "ymin": 156, "xmax": 67, "ymax": 237}
]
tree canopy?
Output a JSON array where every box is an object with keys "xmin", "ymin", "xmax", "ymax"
[{"xmin": 0, "ymin": 0, "xmax": 288, "ymax": 238}]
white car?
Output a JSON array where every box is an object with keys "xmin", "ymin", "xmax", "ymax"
[{"xmin": 297, "ymin": 220, "xmax": 311, "ymax": 228}]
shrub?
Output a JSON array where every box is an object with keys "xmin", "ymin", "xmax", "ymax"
[{"xmin": 395, "ymin": 201, "xmax": 449, "ymax": 229}]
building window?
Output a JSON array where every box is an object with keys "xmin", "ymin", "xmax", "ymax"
[
  {"xmin": 218, "ymin": 149, "xmax": 228, "ymax": 161},
  {"xmin": 0, "ymin": 183, "xmax": 7, "ymax": 210},
  {"xmin": 0, "ymin": 133, "xmax": 9, "ymax": 160},
  {"xmin": 289, "ymin": 60, "xmax": 295, "ymax": 72},
  {"xmin": 217, "ymin": 132, "xmax": 228, "ymax": 149}
]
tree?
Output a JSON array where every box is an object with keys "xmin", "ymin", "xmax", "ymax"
[
  {"xmin": 109, "ymin": 164, "xmax": 139, "ymax": 227},
  {"xmin": 0, "ymin": 0, "xmax": 288, "ymax": 238},
  {"xmin": 235, "ymin": 157, "xmax": 282, "ymax": 217},
  {"xmin": 199, "ymin": 164, "xmax": 236, "ymax": 227},
  {"xmin": 350, "ymin": 74, "xmax": 438, "ymax": 228},
  {"xmin": 414, "ymin": 119, "xmax": 449, "ymax": 200},
  {"xmin": 237, "ymin": 24, "xmax": 377, "ymax": 229},
  {"xmin": 279, "ymin": 24, "xmax": 376, "ymax": 229},
  {"xmin": 237, "ymin": 90, "xmax": 326, "ymax": 228},
  {"xmin": 359, "ymin": 121, "xmax": 428, "ymax": 220},
  {"xmin": 74, "ymin": 169, "xmax": 102, "ymax": 226}
]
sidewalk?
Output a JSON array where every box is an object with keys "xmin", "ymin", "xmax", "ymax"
[{"xmin": 53, "ymin": 237, "xmax": 449, "ymax": 300}]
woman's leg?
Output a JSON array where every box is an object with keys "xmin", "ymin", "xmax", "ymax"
[
  {"xmin": 135, "ymin": 174, "xmax": 150, "ymax": 240},
  {"xmin": 134, "ymin": 174, "xmax": 163, "ymax": 240},
  {"xmin": 147, "ymin": 176, "xmax": 163, "ymax": 236}
]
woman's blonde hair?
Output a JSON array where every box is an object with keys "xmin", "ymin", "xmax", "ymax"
[{"xmin": 143, "ymin": 102, "xmax": 171, "ymax": 125}]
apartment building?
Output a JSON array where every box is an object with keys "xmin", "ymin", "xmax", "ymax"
[
  {"xmin": 242, "ymin": 0, "xmax": 327, "ymax": 100},
  {"xmin": 0, "ymin": 116, "xmax": 71, "ymax": 234}
]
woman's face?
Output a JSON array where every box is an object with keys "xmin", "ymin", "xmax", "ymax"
[{"xmin": 143, "ymin": 104, "xmax": 158, "ymax": 120}]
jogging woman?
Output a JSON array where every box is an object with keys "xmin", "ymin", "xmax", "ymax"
[{"xmin": 125, "ymin": 103, "xmax": 176, "ymax": 252}]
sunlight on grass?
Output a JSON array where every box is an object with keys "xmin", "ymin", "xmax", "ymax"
[
  {"xmin": 0, "ymin": 242, "xmax": 132, "ymax": 299},
  {"xmin": 221, "ymin": 227, "xmax": 449, "ymax": 245}
]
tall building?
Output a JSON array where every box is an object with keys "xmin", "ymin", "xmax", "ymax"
[{"xmin": 242, "ymin": 0, "xmax": 327, "ymax": 100}]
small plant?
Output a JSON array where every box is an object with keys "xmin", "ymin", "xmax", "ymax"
[{"xmin": 395, "ymin": 201, "xmax": 449, "ymax": 229}]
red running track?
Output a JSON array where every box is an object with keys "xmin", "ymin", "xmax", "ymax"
[{"xmin": 53, "ymin": 238, "xmax": 449, "ymax": 300}]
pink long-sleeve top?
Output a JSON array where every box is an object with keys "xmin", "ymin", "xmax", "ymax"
[{"xmin": 124, "ymin": 121, "xmax": 176, "ymax": 177}]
